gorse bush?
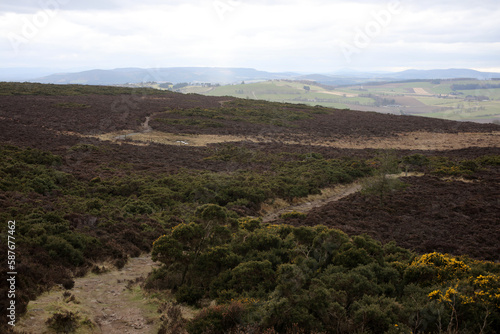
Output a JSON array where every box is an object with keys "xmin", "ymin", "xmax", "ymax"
[
  {"xmin": 149, "ymin": 212, "xmax": 500, "ymax": 334},
  {"xmin": 280, "ymin": 211, "xmax": 307, "ymax": 221}
]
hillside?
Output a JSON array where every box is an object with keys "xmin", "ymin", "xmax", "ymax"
[
  {"xmin": 196, "ymin": 79, "xmax": 500, "ymax": 123},
  {"xmin": 1, "ymin": 83, "xmax": 499, "ymax": 333}
]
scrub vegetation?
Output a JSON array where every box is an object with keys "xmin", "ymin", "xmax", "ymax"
[{"xmin": 0, "ymin": 82, "xmax": 499, "ymax": 333}]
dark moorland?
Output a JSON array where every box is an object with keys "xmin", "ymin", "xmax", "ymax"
[{"xmin": 1, "ymin": 83, "xmax": 499, "ymax": 333}]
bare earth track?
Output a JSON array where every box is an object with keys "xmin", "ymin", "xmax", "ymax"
[
  {"xmin": 15, "ymin": 256, "xmax": 160, "ymax": 334},
  {"xmin": 262, "ymin": 182, "xmax": 363, "ymax": 222}
]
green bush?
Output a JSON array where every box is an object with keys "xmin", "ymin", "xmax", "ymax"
[
  {"xmin": 175, "ymin": 285, "xmax": 204, "ymax": 306},
  {"xmin": 124, "ymin": 199, "xmax": 154, "ymax": 215},
  {"xmin": 195, "ymin": 204, "xmax": 228, "ymax": 223},
  {"xmin": 44, "ymin": 235, "xmax": 84, "ymax": 266},
  {"xmin": 227, "ymin": 260, "xmax": 275, "ymax": 297},
  {"xmin": 16, "ymin": 147, "xmax": 62, "ymax": 165},
  {"xmin": 239, "ymin": 217, "xmax": 261, "ymax": 232},
  {"xmin": 28, "ymin": 175, "xmax": 57, "ymax": 194},
  {"xmin": 351, "ymin": 295, "xmax": 400, "ymax": 334},
  {"xmin": 280, "ymin": 211, "xmax": 307, "ymax": 221}
]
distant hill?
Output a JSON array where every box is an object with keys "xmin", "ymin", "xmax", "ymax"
[
  {"xmin": 295, "ymin": 74, "xmax": 364, "ymax": 86},
  {"xmin": 4, "ymin": 67, "xmax": 499, "ymax": 86},
  {"xmin": 389, "ymin": 68, "xmax": 500, "ymax": 80},
  {"xmin": 31, "ymin": 67, "xmax": 299, "ymax": 85},
  {"xmin": 299, "ymin": 69, "xmax": 500, "ymax": 86}
]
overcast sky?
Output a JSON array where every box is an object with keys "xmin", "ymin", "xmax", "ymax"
[{"xmin": 1, "ymin": 0, "xmax": 499, "ymax": 73}]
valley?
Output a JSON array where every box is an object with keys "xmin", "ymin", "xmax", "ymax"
[{"xmin": 178, "ymin": 79, "xmax": 500, "ymax": 124}]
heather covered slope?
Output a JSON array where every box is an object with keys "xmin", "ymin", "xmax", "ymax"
[{"xmin": 1, "ymin": 83, "xmax": 499, "ymax": 333}]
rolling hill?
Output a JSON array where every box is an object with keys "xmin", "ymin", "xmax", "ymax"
[{"xmin": 30, "ymin": 67, "xmax": 299, "ymax": 85}]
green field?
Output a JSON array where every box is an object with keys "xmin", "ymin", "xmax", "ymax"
[{"xmin": 191, "ymin": 79, "xmax": 500, "ymax": 123}]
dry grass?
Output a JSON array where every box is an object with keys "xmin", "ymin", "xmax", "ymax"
[
  {"xmin": 440, "ymin": 176, "xmax": 477, "ymax": 183},
  {"xmin": 85, "ymin": 130, "xmax": 499, "ymax": 151},
  {"xmin": 16, "ymin": 290, "xmax": 98, "ymax": 334},
  {"xmin": 90, "ymin": 130, "xmax": 261, "ymax": 147},
  {"xmin": 259, "ymin": 198, "xmax": 290, "ymax": 216},
  {"xmin": 302, "ymin": 131, "xmax": 500, "ymax": 150}
]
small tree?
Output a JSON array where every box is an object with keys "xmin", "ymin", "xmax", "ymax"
[{"xmin": 362, "ymin": 151, "xmax": 406, "ymax": 204}]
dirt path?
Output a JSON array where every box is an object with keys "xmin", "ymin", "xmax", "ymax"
[
  {"xmin": 261, "ymin": 173, "xmax": 425, "ymax": 223},
  {"xmin": 262, "ymin": 182, "xmax": 362, "ymax": 223},
  {"xmin": 115, "ymin": 115, "xmax": 154, "ymax": 140},
  {"xmin": 15, "ymin": 256, "xmax": 160, "ymax": 334},
  {"xmin": 142, "ymin": 116, "xmax": 152, "ymax": 133}
]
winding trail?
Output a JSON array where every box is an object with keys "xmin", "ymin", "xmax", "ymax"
[
  {"xmin": 142, "ymin": 116, "xmax": 152, "ymax": 133},
  {"xmin": 261, "ymin": 173, "xmax": 424, "ymax": 223},
  {"xmin": 262, "ymin": 182, "xmax": 362, "ymax": 223},
  {"xmin": 115, "ymin": 115, "xmax": 154, "ymax": 140},
  {"xmin": 15, "ymin": 256, "xmax": 160, "ymax": 334}
]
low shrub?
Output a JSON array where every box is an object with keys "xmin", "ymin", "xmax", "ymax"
[
  {"xmin": 280, "ymin": 211, "xmax": 307, "ymax": 221},
  {"xmin": 46, "ymin": 311, "xmax": 80, "ymax": 333},
  {"xmin": 186, "ymin": 302, "xmax": 246, "ymax": 334},
  {"xmin": 175, "ymin": 285, "xmax": 204, "ymax": 306}
]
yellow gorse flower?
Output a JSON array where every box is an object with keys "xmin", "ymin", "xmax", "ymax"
[{"xmin": 411, "ymin": 252, "xmax": 470, "ymax": 281}]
